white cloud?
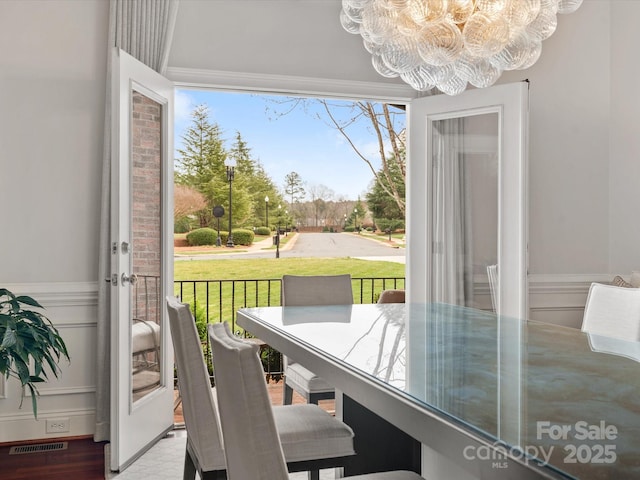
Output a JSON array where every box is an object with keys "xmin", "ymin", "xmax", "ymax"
[{"xmin": 174, "ymin": 90, "xmax": 196, "ymax": 127}]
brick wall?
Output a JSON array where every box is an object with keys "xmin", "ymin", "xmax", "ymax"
[{"xmin": 131, "ymin": 91, "xmax": 162, "ymax": 323}]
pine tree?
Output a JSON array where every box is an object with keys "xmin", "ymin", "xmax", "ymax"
[
  {"xmin": 284, "ymin": 171, "xmax": 306, "ymax": 205},
  {"xmin": 175, "ymin": 104, "xmax": 226, "ymax": 190}
]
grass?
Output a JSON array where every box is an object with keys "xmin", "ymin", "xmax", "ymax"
[
  {"xmin": 174, "ymin": 257, "xmax": 404, "ymax": 280},
  {"xmin": 174, "ymin": 257, "xmax": 405, "ymax": 329},
  {"xmin": 360, "ymin": 231, "xmax": 406, "ymax": 247}
]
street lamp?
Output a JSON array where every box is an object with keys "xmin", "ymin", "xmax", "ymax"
[
  {"xmin": 276, "ymin": 204, "xmax": 282, "ymax": 259},
  {"xmin": 264, "ymin": 195, "xmax": 269, "ymax": 228},
  {"xmin": 354, "ymin": 208, "xmax": 359, "ymax": 234},
  {"xmin": 343, "ymin": 213, "xmax": 347, "ymax": 231},
  {"xmin": 285, "ymin": 209, "xmax": 288, "ymax": 236},
  {"xmin": 225, "ymin": 157, "xmax": 236, "ymax": 247}
]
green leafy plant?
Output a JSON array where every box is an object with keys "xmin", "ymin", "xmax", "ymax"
[
  {"xmin": 254, "ymin": 226, "xmax": 271, "ymax": 236},
  {"xmin": 230, "ymin": 228, "xmax": 255, "ymax": 246},
  {"xmin": 186, "ymin": 227, "xmax": 217, "ymax": 246},
  {"xmin": 0, "ymin": 288, "xmax": 70, "ymax": 418}
]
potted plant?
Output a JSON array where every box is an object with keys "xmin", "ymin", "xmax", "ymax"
[{"xmin": 0, "ymin": 288, "xmax": 69, "ymax": 418}]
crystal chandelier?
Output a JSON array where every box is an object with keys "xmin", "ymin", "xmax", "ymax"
[{"xmin": 340, "ymin": 0, "xmax": 583, "ymax": 95}]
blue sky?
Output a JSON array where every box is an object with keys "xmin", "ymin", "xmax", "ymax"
[{"xmin": 174, "ymin": 89, "xmax": 405, "ymax": 201}]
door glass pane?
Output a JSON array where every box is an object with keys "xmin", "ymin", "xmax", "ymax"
[
  {"xmin": 430, "ymin": 113, "xmax": 499, "ymax": 312},
  {"xmin": 131, "ymin": 90, "xmax": 163, "ymax": 402}
]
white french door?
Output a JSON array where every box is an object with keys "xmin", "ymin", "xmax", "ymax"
[
  {"xmin": 407, "ymin": 83, "xmax": 529, "ymax": 469},
  {"xmin": 110, "ymin": 48, "xmax": 175, "ymax": 472},
  {"xmin": 407, "ymin": 82, "xmax": 528, "ymax": 321}
]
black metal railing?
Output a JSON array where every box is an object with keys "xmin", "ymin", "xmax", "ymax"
[{"xmin": 173, "ymin": 277, "xmax": 405, "ymax": 378}]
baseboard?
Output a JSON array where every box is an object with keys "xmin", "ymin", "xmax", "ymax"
[{"xmin": 0, "ymin": 409, "xmax": 96, "ymax": 444}]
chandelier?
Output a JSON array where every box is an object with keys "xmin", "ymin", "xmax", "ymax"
[{"xmin": 340, "ymin": 0, "xmax": 583, "ymax": 95}]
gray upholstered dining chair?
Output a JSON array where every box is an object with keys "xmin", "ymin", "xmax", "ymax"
[
  {"xmin": 166, "ymin": 297, "xmax": 226, "ymax": 480},
  {"xmin": 208, "ymin": 321, "xmax": 425, "ymax": 480},
  {"xmin": 281, "ymin": 274, "xmax": 353, "ymax": 405},
  {"xmin": 166, "ymin": 297, "xmax": 355, "ymax": 480},
  {"xmin": 581, "ymin": 282, "xmax": 640, "ymax": 340}
]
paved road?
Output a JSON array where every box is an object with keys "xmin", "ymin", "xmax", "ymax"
[{"xmin": 175, "ymin": 232, "xmax": 405, "ymax": 263}]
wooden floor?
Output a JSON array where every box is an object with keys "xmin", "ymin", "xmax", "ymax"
[
  {"xmin": 3, "ymin": 382, "xmax": 333, "ymax": 479},
  {"xmin": 0, "ymin": 436, "xmax": 107, "ymax": 480}
]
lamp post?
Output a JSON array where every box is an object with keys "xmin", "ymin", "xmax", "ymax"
[
  {"xmin": 285, "ymin": 209, "xmax": 288, "ymax": 236},
  {"xmin": 264, "ymin": 195, "xmax": 269, "ymax": 228},
  {"xmin": 343, "ymin": 213, "xmax": 347, "ymax": 231},
  {"xmin": 225, "ymin": 157, "xmax": 236, "ymax": 247},
  {"xmin": 275, "ymin": 205, "xmax": 282, "ymax": 259},
  {"xmin": 354, "ymin": 208, "xmax": 359, "ymax": 234}
]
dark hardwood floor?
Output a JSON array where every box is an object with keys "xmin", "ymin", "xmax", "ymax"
[{"xmin": 0, "ymin": 436, "xmax": 107, "ymax": 480}]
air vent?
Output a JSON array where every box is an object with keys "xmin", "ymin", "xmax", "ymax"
[{"xmin": 9, "ymin": 442, "xmax": 68, "ymax": 455}]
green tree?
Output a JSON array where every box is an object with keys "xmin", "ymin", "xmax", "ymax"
[
  {"xmin": 175, "ymin": 104, "xmax": 226, "ymax": 189},
  {"xmin": 284, "ymin": 171, "xmax": 306, "ymax": 205},
  {"xmin": 283, "ymin": 171, "xmax": 306, "ymax": 225},
  {"xmin": 229, "ymin": 131, "xmax": 282, "ymax": 228},
  {"xmin": 366, "ymin": 150, "xmax": 405, "ymax": 224},
  {"xmin": 348, "ymin": 197, "xmax": 367, "ymax": 231}
]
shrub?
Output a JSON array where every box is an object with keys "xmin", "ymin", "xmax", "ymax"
[
  {"xmin": 189, "ymin": 302, "xmax": 208, "ymax": 342},
  {"xmin": 344, "ymin": 226, "xmax": 355, "ymax": 232},
  {"xmin": 186, "ymin": 228, "xmax": 216, "ymax": 246},
  {"xmin": 174, "ymin": 216, "xmax": 191, "ymax": 233},
  {"xmin": 376, "ymin": 218, "xmax": 405, "ymax": 232},
  {"xmin": 230, "ymin": 229, "xmax": 255, "ymax": 246},
  {"xmin": 254, "ymin": 226, "xmax": 271, "ymax": 236}
]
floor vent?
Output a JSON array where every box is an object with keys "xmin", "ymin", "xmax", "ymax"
[{"xmin": 9, "ymin": 442, "xmax": 68, "ymax": 455}]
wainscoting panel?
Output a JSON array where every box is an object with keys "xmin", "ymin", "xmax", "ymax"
[
  {"xmin": 528, "ymin": 274, "xmax": 612, "ymax": 328},
  {"xmin": 0, "ymin": 282, "xmax": 98, "ymax": 443}
]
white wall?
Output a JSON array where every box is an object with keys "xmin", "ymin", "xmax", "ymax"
[
  {"xmin": 1, "ymin": 0, "xmax": 638, "ymax": 441},
  {"xmin": 0, "ymin": 0, "xmax": 108, "ymax": 441},
  {"xmin": 168, "ymin": 0, "xmax": 404, "ymax": 85},
  {"xmin": 609, "ymin": 1, "xmax": 640, "ymax": 274},
  {"xmin": 0, "ymin": 0, "xmax": 107, "ymax": 283}
]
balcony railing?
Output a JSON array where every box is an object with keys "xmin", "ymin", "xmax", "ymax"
[{"xmin": 173, "ymin": 277, "xmax": 405, "ymax": 379}]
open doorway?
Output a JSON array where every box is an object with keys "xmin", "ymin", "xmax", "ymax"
[{"xmin": 171, "ymin": 90, "xmax": 407, "ymax": 424}]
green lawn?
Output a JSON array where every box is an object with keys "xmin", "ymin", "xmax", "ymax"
[
  {"xmin": 174, "ymin": 257, "xmax": 404, "ymax": 280},
  {"xmin": 174, "ymin": 257, "xmax": 405, "ymax": 330}
]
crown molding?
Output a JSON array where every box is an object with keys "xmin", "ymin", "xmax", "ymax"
[{"xmin": 165, "ymin": 67, "xmax": 418, "ymax": 102}]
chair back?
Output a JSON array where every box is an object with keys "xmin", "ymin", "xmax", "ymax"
[
  {"xmin": 378, "ymin": 289, "xmax": 405, "ymax": 304},
  {"xmin": 208, "ymin": 322, "xmax": 289, "ymax": 480},
  {"xmin": 581, "ymin": 283, "xmax": 640, "ymax": 341},
  {"xmin": 281, "ymin": 274, "xmax": 353, "ymax": 306},
  {"xmin": 165, "ymin": 297, "xmax": 226, "ymax": 471},
  {"xmin": 486, "ymin": 264, "xmax": 498, "ymax": 313}
]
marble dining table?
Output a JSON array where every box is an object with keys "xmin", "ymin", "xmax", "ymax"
[{"xmin": 237, "ymin": 302, "xmax": 640, "ymax": 480}]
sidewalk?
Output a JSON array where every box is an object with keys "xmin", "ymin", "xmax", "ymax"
[{"xmin": 245, "ymin": 231, "xmax": 299, "ymax": 253}]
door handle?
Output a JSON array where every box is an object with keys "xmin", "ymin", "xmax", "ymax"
[{"xmin": 121, "ymin": 273, "xmax": 138, "ymax": 286}]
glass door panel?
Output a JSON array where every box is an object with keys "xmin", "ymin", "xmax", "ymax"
[
  {"xmin": 130, "ymin": 90, "xmax": 163, "ymax": 402},
  {"xmin": 430, "ymin": 113, "xmax": 499, "ymax": 312}
]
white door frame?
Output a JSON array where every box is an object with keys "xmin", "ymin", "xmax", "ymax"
[
  {"xmin": 110, "ymin": 48, "xmax": 175, "ymax": 472},
  {"xmin": 407, "ymin": 82, "xmax": 529, "ymax": 321}
]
